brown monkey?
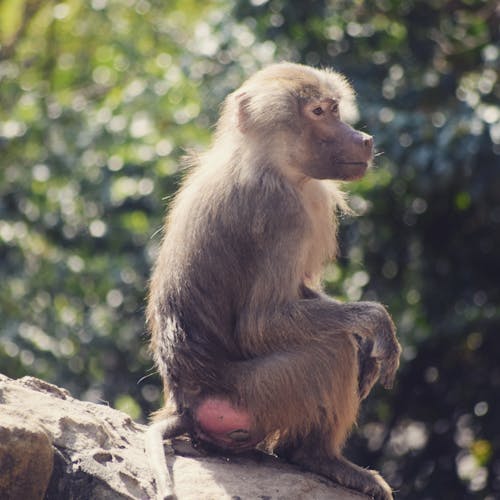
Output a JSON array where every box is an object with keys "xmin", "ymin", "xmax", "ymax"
[{"xmin": 145, "ymin": 62, "xmax": 401, "ymax": 500}]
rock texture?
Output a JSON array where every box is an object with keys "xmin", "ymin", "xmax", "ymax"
[
  {"xmin": 0, "ymin": 374, "xmax": 368, "ymax": 499},
  {"xmin": 0, "ymin": 410, "xmax": 53, "ymax": 499}
]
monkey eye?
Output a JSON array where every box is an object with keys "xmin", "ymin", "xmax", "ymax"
[
  {"xmin": 312, "ymin": 107, "xmax": 324, "ymax": 116},
  {"xmin": 331, "ymin": 102, "xmax": 339, "ymax": 113}
]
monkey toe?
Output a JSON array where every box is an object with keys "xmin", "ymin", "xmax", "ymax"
[
  {"xmin": 370, "ymin": 484, "xmax": 393, "ymax": 500},
  {"xmin": 365, "ymin": 469, "xmax": 394, "ymax": 500},
  {"xmin": 371, "ymin": 488, "xmax": 393, "ymax": 500}
]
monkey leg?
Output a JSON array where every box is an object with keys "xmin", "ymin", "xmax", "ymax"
[
  {"xmin": 145, "ymin": 414, "xmax": 188, "ymax": 500},
  {"xmin": 225, "ymin": 331, "xmax": 395, "ymax": 498},
  {"xmin": 290, "ymin": 446, "xmax": 393, "ymax": 500},
  {"xmin": 229, "ymin": 333, "xmax": 362, "ymax": 457}
]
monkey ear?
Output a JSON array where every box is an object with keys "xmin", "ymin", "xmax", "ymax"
[{"xmin": 234, "ymin": 92, "xmax": 252, "ymax": 133}]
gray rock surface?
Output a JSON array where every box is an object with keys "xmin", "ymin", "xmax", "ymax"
[{"xmin": 0, "ymin": 374, "xmax": 368, "ymax": 499}]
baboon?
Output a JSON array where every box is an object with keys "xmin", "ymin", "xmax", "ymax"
[{"xmin": 145, "ymin": 62, "xmax": 401, "ymax": 500}]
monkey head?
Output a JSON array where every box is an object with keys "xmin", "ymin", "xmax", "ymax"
[{"xmin": 217, "ymin": 62, "xmax": 374, "ymax": 183}]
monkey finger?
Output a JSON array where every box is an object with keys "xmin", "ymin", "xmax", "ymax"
[
  {"xmin": 358, "ymin": 357, "xmax": 381, "ymax": 400},
  {"xmin": 379, "ymin": 366, "xmax": 398, "ymax": 389},
  {"xmin": 378, "ymin": 347, "xmax": 401, "ymax": 389}
]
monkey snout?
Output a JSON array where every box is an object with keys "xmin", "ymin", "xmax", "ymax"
[
  {"xmin": 363, "ymin": 135, "xmax": 373, "ymax": 151},
  {"xmin": 359, "ymin": 133, "xmax": 374, "ymax": 162}
]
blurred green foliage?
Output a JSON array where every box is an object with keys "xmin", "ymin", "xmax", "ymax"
[{"xmin": 0, "ymin": 0, "xmax": 498, "ymax": 498}]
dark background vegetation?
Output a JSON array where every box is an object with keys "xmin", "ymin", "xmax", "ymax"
[{"xmin": 1, "ymin": 0, "xmax": 498, "ymax": 498}]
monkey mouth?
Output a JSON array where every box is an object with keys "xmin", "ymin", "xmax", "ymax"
[
  {"xmin": 338, "ymin": 161, "xmax": 368, "ymax": 167},
  {"xmin": 338, "ymin": 161, "xmax": 368, "ymax": 168}
]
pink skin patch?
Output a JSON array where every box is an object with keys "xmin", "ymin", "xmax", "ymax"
[
  {"xmin": 194, "ymin": 397, "xmax": 260, "ymax": 451},
  {"xmin": 195, "ymin": 398, "xmax": 252, "ymax": 434}
]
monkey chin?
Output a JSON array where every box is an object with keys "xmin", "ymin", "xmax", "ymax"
[{"xmin": 335, "ymin": 161, "xmax": 369, "ymax": 181}]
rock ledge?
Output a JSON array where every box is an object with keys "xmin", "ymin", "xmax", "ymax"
[{"xmin": 0, "ymin": 374, "xmax": 368, "ymax": 499}]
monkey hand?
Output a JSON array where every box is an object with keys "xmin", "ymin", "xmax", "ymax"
[
  {"xmin": 357, "ymin": 341, "xmax": 381, "ymax": 400},
  {"xmin": 356, "ymin": 337, "xmax": 400, "ymax": 400},
  {"xmin": 366, "ymin": 301, "xmax": 401, "ymax": 390},
  {"xmin": 358, "ymin": 346, "xmax": 400, "ymax": 399},
  {"xmin": 354, "ymin": 302, "xmax": 401, "ymax": 398},
  {"xmin": 377, "ymin": 341, "xmax": 401, "ymax": 390}
]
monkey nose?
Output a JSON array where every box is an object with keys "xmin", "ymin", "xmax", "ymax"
[{"xmin": 363, "ymin": 135, "xmax": 373, "ymax": 151}]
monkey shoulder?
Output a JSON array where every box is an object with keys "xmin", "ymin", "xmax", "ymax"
[{"xmin": 229, "ymin": 168, "xmax": 307, "ymax": 239}]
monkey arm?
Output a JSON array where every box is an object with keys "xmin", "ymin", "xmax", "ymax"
[
  {"xmin": 238, "ymin": 271, "xmax": 400, "ymax": 389},
  {"xmin": 299, "ymin": 287, "xmax": 386, "ymax": 397},
  {"xmin": 297, "ymin": 286, "xmax": 384, "ymax": 397}
]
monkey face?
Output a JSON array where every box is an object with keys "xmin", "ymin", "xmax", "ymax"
[
  {"xmin": 300, "ymin": 98, "xmax": 374, "ymax": 181},
  {"xmin": 219, "ymin": 62, "xmax": 374, "ymax": 184}
]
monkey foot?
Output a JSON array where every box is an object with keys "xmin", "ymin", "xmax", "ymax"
[{"xmin": 193, "ymin": 398, "xmax": 262, "ymax": 452}]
